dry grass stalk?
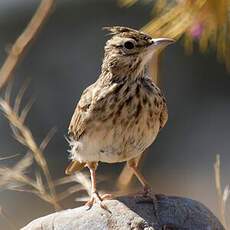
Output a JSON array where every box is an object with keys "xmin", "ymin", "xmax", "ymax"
[
  {"xmin": 56, "ymin": 173, "xmax": 91, "ymax": 202},
  {"xmin": 0, "ymin": 153, "xmax": 33, "ymax": 189},
  {"xmin": 74, "ymin": 172, "xmax": 91, "ymax": 196},
  {"xmin": 214, "ymin": 154, "xmax": 229, "ymax": 229},
  {"xmin": 54, "ymin": 172, "xmax": 109, "ymax": 202},
  {"xmin": 0, "ymin": 153, "xmax": 59, "ymax": 207},
  {"xmin": 0, "ymin": 149, "xmax": 93, "ymax": 210},
  {"xmin": 0, "ymin": 0, "xmax": 106, "ymax": 215},
  {"xmin": 118, "ymin": 0, "xmax": 138, "ymax": 7},
  {"xmin": 0, "ymin": 0, "xmax": 54, "ymax": 90},
  {"xmin": 0, "ymin": 154, "xmax": 19, "ymax": 161},
  {"xmin": 0, "ymin": 87, "xmax": 60, "ymax": 210},
  {"xmin": 0, "ymin": 84, "xmax": 97, "ymax": 210}
]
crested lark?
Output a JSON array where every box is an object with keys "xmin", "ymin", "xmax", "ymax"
[{"xmin": 66, "ymin": 26, "xmax": 174, "ymax": 208}]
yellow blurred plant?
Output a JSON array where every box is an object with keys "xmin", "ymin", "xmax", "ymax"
[{"xmin": 120, "ymin": 0, "xmax": 230, "ymax": 69}]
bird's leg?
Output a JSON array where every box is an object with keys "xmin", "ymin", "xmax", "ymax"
[
  {"xmin": 128, "ymin": 159, "xmax": 162, "ymax": 219},
  {"xmin": 85, "ymin": 162, "xmax": 110, "ymax": 210},
  {"xmin": 127, "ymin": 158, "xmax": 152, "ymax": 196},
  {"xmin": 127, "ymin": 158, "xmax": 162, "ymax": 217}
]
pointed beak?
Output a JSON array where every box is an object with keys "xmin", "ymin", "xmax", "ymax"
[{"xmin": 151, "ymin": 38, "xmax": 175, "ymax": 47}]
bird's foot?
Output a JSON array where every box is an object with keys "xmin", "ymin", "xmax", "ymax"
[
  {"xmin": 135, "ymin": 187, "xmax": 167, "ymax": 204},
  {"xmin": 134, "ymin": 186, "xmax": 161, "ymax": 218},
  {"xmin": 143, "ymin": 185, "xmax": 153, "ymax": 197},
  {"xmin": 85, "ymin": 191, "xmax": 112, "ymax": 212},
  {"xmin": 134, "ymin": 185, "xmax": 155, "ymax": 201}
]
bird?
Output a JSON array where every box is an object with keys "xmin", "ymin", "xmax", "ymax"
[{"xmin": 65, "ymin": 26, "xmax": 174, "ymax": 209}]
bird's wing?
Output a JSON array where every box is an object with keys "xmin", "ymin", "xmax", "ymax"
[
  {"xmin": 159, "ymin": 98, "xmax": 168, "ymax": 129},
  {"xmin": 68, "ymin": 83, "xmax": 96, "ymax": 140},
  {"xmin": 66, "ymin": 80, "xmax": 119, "ymax": 175},
  {"xmin": 68, "ymin": 80, "xmax": 118, "ymax": 140},
  {"xmin": 66, "ymin": 84, "xmax": 96, "ymax": 175}
]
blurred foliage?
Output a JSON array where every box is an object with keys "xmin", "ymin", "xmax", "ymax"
[{"xmin": 120, "ymin": 0, "xmax": 230, "ymax": 71}]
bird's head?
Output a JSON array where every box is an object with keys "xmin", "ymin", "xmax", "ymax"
[{"xmin": 102, "ymin": 26, "xmax": 174, "ymax": 77}]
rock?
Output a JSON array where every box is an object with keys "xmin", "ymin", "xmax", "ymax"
[{"xmin": 21, "ymin": 195, "xmax": 225, "ymax": 230}]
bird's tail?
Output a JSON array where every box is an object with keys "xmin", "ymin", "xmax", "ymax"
[{"xmin": 65, "ymin": 160, "xmax": 86, "ymax": 175}]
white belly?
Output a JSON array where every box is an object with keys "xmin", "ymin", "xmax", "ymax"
[{"xmin": 69, "ymin": 118, "xmax": 160, "ymax": 163}]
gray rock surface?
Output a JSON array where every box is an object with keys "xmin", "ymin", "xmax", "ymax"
[{"xmin": 21, "ymin": 195, "xmax": 225, "ymax": 230}]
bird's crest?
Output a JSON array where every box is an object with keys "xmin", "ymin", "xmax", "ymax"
[
  {"xmin": 103, "ymin": 26, "xmax": 152, "ymax": 43},
  {"xmin": 103, "ymin": 26, "xmax": 139, "ymax": 35}
]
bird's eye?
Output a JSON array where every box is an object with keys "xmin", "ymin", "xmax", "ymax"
[
  {"xmin": 124, "ymin": 41, "xmax": 135, "ymax": 50},
  {"xmin": 151, "ymin": 40, "xmax": 155, "ymax": 45}
]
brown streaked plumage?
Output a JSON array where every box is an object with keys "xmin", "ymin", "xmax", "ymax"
[{"xmin": 66, "ymin": 26, "xmax": 174, "ymax": 209}]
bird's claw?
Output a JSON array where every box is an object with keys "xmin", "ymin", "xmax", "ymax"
[
  {"xmin": 143, "ymin": 185, "xmax": 153, "ymax": 197},
  {"xmin": 134, "ymin": 186, "xmax": 159, "ymax": 215},
  {"xmin": 85, "ymin": 192, "xmax": 112, "ymax": 212},
  {"xmin": 135, "ymin": 188, "xmax": 167, "ymax": 220},
  {"xmin": 134, "ymin": 185, "xmax": 155, "ymax": 201}
]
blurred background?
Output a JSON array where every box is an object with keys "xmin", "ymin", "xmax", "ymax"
[{"xmin": 0, "ymin": 0, "xmax": 229, "ymax": 229}]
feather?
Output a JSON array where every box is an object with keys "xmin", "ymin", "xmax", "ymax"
[
  {"xmin": 103, "ymin": 26, "xmax": 139, "ymax": 35},
  {"xmin": 65, "ymin": 161, "xmax": 86, "ymax": 175}
]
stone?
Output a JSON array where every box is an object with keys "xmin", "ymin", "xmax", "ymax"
[{"xmin": 21, "ymin": 195, "xmax": 225, "ymax": 230}]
